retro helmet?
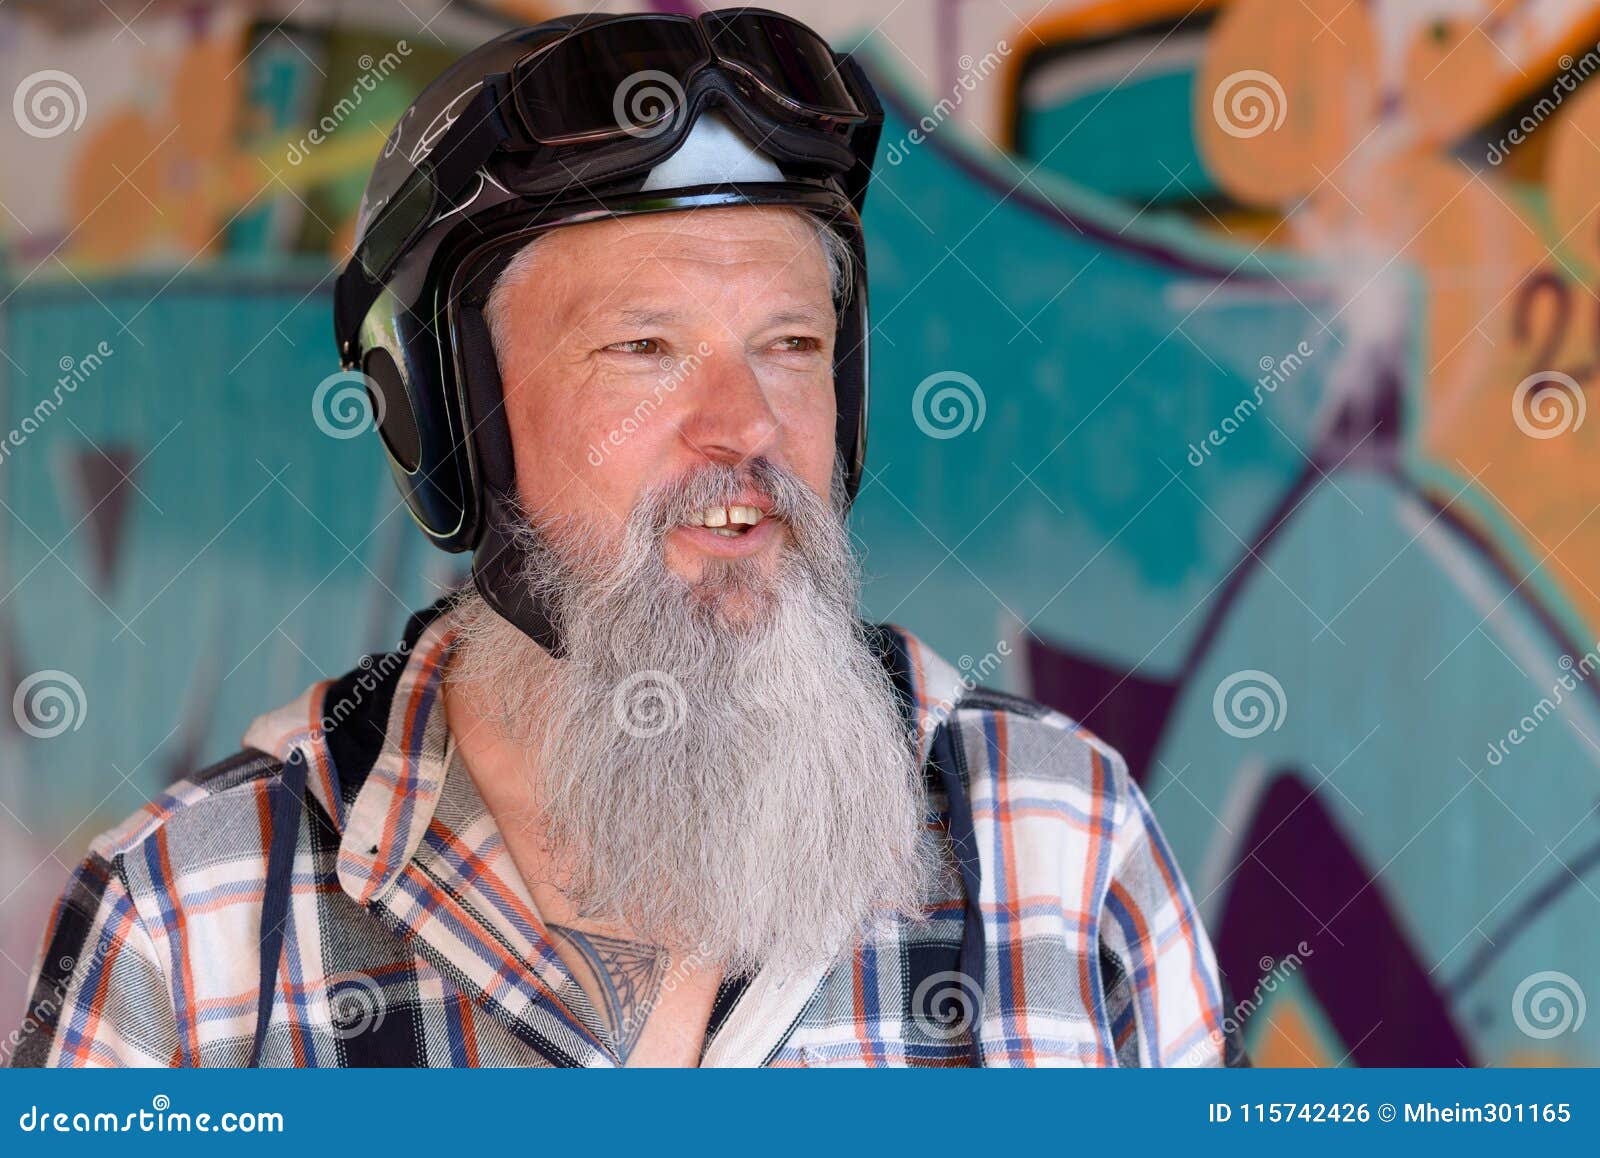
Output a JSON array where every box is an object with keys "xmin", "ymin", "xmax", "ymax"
[{"xmin": 332, "ymin": 8, "xmax": 883, "ymax": 652}]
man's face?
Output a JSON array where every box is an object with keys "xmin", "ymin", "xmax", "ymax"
[{"xmin": 489, "ymin": 206, "xmax": 839, "ymax": 588}]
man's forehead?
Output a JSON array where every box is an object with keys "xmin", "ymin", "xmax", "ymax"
[
  {"xmin": 575, "ymin": 204, "xmax": 817, "ymax": 246},
  {"xmin": 538, "ymin": 207, "xmax": 835, "ymax": 322},
  {"xmin": 610, "ymin": 302, "xmax": 834, "ymax": 328}
]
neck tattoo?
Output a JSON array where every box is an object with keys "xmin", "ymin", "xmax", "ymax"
[{"xmin": 549, "ymin": 925, "xmax": 669, "ymax": 1062}]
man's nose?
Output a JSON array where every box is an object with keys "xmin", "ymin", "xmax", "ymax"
[{"xmin": 675, "ymin": 348, "xmax": 780, "ymax": 468}]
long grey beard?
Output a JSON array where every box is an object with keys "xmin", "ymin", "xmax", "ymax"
[{"xmin": 445, "ymin": 460, "xmax": 937, "ymax": 977}]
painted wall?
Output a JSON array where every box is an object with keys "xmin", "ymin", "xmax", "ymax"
[{"xmin": 1, "ymin": 0, "xmax": 1596, "ymax": 1065}]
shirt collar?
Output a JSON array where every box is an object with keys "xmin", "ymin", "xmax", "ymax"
[
  {"xmin": 333, "ymin": 617, "xmax": 457, "ymax": 905},
  {"xmin": 901, "ymin": 628, "xmax": 967, "ymax": 762},
  {"xmin": 867, "ymin": 621, "xmax": 969, "ymax": 766},
  {"xmin": 240, "ymin": 678, "xmax": 346, "ymax": 829}
]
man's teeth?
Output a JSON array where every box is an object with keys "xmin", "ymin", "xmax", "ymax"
[{"xmin": 686, "ymin": 505, "xmax": 765, "ymax": 536}]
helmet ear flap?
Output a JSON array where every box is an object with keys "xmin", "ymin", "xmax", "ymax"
[
  {"xmin": 454, "ymin": 300, "xmax": 567, "ymax": 656},
  {"xmin": 835, "ymin": 297, "xmax": 867, "ymax": 503},
  {"xmin": 454, "ymin": 300, "xmax": 517, "ymax": 507},
  {"xmin": 832, "ymin": 238, "xmax": 870, "ymax": 506}
]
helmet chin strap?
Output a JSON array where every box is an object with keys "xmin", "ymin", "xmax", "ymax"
[{"xmin": 469, "ymin": 487, "xmax": 566, "ymax": 658}]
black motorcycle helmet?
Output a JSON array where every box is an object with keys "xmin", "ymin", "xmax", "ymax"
[{"xmin": 332, "ymin": 8, "xmax": 884, "ymax": 653}]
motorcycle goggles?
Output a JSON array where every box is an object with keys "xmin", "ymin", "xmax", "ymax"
[{"xmin": 512, "ymin": 8, "xmax": 872, "ymax": 143}]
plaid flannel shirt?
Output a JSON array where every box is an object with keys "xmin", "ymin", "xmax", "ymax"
[{"xmin": 12, "ymin": 600, "xmax": 1240, "ymax": 1067}]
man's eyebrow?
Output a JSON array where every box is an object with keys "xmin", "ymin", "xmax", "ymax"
[
  {"xmin": 614, "ymin": 307, "xmax": 679, "ymax": 327},
  {"xmin": 605, "ymin": 305, "xmax": 835, "ymax": 328},
  {"xmin": 764, "ymin": 305, "xmax": 834, "ymax": 327}
]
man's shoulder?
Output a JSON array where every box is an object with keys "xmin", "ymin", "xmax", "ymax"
[
  {"xmin": 950, "ymin": 683, "xmax": 1131, "ymax": 783},
  {"xmin": 84, "ymin": 746, "xmax": 285, "ymax": 871},
  {"xmin": 875, "ymin": 622, "xmax": 1134, "ymax": 802}
]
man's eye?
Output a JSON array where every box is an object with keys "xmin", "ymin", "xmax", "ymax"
[
  {"xmin": 605, "ymin": 338, "xmax": 662, "ymax": 356},
  {"xmin": 773, "ymin": 336, "xmax": 822, "ymax": 353}
]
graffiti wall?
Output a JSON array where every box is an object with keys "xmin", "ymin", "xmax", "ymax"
[{"xmin": 1, "ymin": 0, "xmax": 1596, "ymax": 1065}]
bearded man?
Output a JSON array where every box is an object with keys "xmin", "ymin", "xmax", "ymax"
[{"xmin": 14, "ymin": 9, "xmax": 1240, "ymax": 1068}]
